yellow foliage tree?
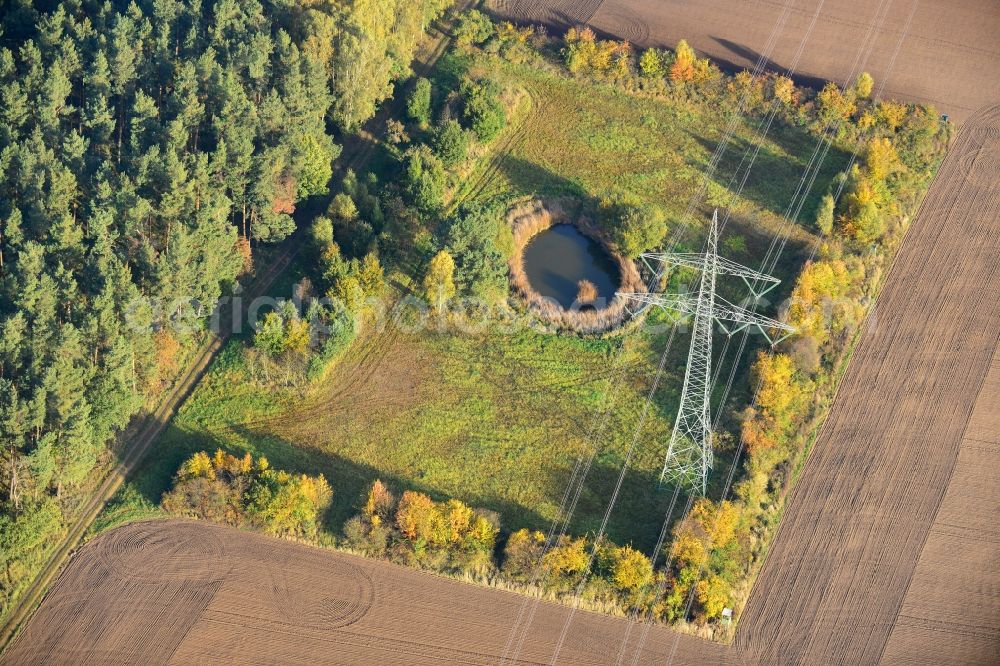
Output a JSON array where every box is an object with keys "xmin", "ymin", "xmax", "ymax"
[
  {"xmin": 670, "ymin": 39, "xmax": 696, "ymax": 82},
  {"xmin": 180, "ymin": 451, "xmax": 215, "ymax": 481},
  {"xmin": 611, "ymin": 545, "xmax": 653, "ymax": 592},
  {"xmin": 772, "ymin": 75, "xmax": 794, "ymax": 105},
  {"xmin": 695, "ymin": 575, "xmax": 731, "ymax": 619},
  {"xmin": 444, "ymin": 498, "xmax": 474, "ymax": 543},
  {"xmin": 854, "ymin": 71, "xmax": 874, "ymax": 99},
  {"xmin": 875, "ymin": 101, "xmax": 908, "ymax": 131},
  {"xmin": 788, "ymin": 259, "xmax": 852, "ymax": 345},
  {"xmin": 424, "ymin": 249, "xmax": 456, "ymax": 314},
  {"xmin": 363, "ymin": 479, "xmax": 395, "ymax": 527},
  {"xmin": 283, "ymin": 317, "xmax": 311, "ymax": 353},
  {"xmin": 864, "ymin": 136, "xmax": 903, "ymax": 183},
  {"xmin": 670, "ymin": 527, "xmax": 708, "ymax": 570},
  {"xmin": 542, "ymin": 536, "xmax": 590, "ymax": 578},
  {"xmin": 752, "ymin": 352, "xmax": 798, "ymax": 419},
  {"xmin": 689, "ymin": 499, "xmax": 740, "ymax": 548},
  {"xmin": 396, "ymin": 490, "xmax": 447, "ymax": 546},
  {"xmin": 816, "ymin": 82, "xmax": 856, "ymax": 123}
]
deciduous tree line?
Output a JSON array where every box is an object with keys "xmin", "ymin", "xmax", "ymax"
[{"xmin": 0, "ymin": 0, "xmax": 452, "ymax": 615}]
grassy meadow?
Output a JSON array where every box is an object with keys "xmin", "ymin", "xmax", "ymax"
[{"xmin": 95, "ymin": 46, "xmax": 848, "ymax": 553}]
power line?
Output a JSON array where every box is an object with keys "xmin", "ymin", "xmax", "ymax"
[{"xmin": 622, "ymin": 211, "xmax": 793, "ymax": 494}]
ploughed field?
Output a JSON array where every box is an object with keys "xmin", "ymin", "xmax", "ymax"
[
  {"xmin": 8, "ymin": 105, "xmax": 999, "ymax": 666},
  {"xmin": 486, "ymin": 0, "xmax": 1000, "ymax": 122},
  {"xmin": 96, "ymin": 44, "xmax": 838, "ymax": 553}
]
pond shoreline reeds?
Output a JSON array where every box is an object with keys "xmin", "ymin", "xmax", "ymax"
[{"xmin": 507, "ymin": 198, "xmax": 646, "ymax": 334}]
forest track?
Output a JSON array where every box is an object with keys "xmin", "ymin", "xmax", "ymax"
[
  {"xmin": 0, "ymin": 1, "xmax": 477, "ymax": 655},
  {"xmin": 6, "ymin": 103, "xmax": 999, "ymax": 664}
]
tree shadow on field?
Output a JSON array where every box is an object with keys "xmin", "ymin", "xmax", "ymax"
[
  {"xmin": 498, "ymin": 156, "xmax": 590, "ymax": 202},
  {"xmin": 686, "ymin": 131, "xmax": 849, "ymax": 224},
  {"xmin": 178, "ymin": 423, "xmax": 560, "ymax": 537},
  {"xmin": 710, "ymin": 37, "xmax": 829, "ymax": 92}
]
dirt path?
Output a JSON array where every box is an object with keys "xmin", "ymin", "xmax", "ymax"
[
  {"xmin": 0, "ymin": 1, "xmax": 476, "ymax": 653},
  {"xmin": 486, "ymin": 0, "xmax": 1000, "ymax": 122},
  {"xmin": 5, "ymin": 104, "xmax": 999, "ymax": 664}
]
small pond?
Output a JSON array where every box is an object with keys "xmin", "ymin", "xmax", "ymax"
[{"xmin": 522, "ymin": 224, "xmax": 621, "ymax": 309}]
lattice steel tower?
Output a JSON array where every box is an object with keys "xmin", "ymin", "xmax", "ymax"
[{"xmin": 623, "ymin": 211, "xmax": 794, "ymax": 494}]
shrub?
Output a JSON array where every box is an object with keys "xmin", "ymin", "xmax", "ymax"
[
  {"xmin": 162, "ymin": 450, "xmax": 332, "ymax": 538},
  {"xmin": 407, "ymin": 77, "xmax": 432, "ymax": 126},
  {"xmin": 461, "ymin": 78, "xmax": 506, "ymax": 143},
  {"xmin": 600, "ymin": 198, "xmax": 667, "ymax": 258},
  {"xmin": 502, "ymin": 528, "xmax": 547, "ymax": 582},
  {"xmin": 433, "ymin": 119, "xmax": 471, "ymax": 167},
  {"xmin": 454, "ymin": 9, "xmax": 494, "ymax": 46},
  {"xmin": 404, "ymin": 144, "xmax": 447, "ymax": 213},
  {"xmin": 541, "ymin": 535, "xmax": 590, "ymax": 589}
]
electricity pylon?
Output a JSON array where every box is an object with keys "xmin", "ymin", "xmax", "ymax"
[{"xmin": 622, "ymin": 210, "xmax": 794, "ymax": 494}]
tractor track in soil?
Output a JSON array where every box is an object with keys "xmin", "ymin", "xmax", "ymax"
[
  {"xmin": 0, "ymin": 0, "xmax": 477, "ymax": 654},
  {"xmin": 7, "ymin": 103, "xmax": 998, "ymax": 665}
]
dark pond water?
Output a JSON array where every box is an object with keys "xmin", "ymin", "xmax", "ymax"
[{"xmin": 522, "ymin": 224, "xmax": 621, "ymax": 309}]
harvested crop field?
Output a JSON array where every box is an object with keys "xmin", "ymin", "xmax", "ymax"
[
  {"xmin": 2, "ymin": 519, "xmax": 729, "ymax": 665},
  {"xmin": 6, "ymin": 106, "xmax": 999, "ymax": 665},
  {"xmin": 734, "ymin": 102, "xmax": 1000, "ymax": 663},
  {"xmin": 486, "ymin": 0, "xmax": 1000, "ymax": 122}
]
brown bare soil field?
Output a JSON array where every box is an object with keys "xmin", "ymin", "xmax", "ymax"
[
  {"xmin": 486, "ymin": 0, "xmax": 1000, "ymax": 122},
  {"xmin": 1, "ymin": 519, "xmax": 731, "ymax": 665},
  {"xmin": 5, "ymin": 104, "xmax": 999, "ymax": 664},
  {"xmin": 735, "ymin": 103, "xmax": 1000, "ymax": 663}
]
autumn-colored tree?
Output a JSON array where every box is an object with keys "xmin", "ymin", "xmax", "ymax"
[
  {"xmin": 771, "ymin": 75, "xmax": 795, "ymax": 105},
  {"xmin": 396, "ymin": 490, "xmax": 448, "ymax": 546},
  {"xmin": 542, "ymin": 535, "xmax": 590, "ymax": 582},
  {"xmin": 464, "ymin": 512, "xmax": 499, "ymax": 552},
  {"xmin": 670, "ymin": 527, "xmax": 708, "ymax": 570},
  {"xmin": 362, "ymin": 479, "xmax": 396, "ymax": 527},
  {"xmin": 178, "ymin": 451, "xmax": 215, "ymax": 481},
  {"xmin": 444, "ymin": 498, "xmax": 474, "ymax": 543},
  {"xmin": 695, "ymin": 575, "xmax": 731, "ymax": 620},
  {"xmin": 564, "ymin": 27, "xmax": 598, "ymax": 73},
  {"xmin": 740, "ymin": 352, "xmax": 804, "ymax": 457},
  {"xmin": 502, "ymin": 528, "xmax": 547, "ymax": 582},
  {"xmin": 670, "ymin": 40, "xmax": 697, "ymax": 82},
  {"xmin": 164, "ymin": 450, "xmax": 331, "ymax": 537},
  {"xmin": 610, "ymin": 545, "xmax": 653, "ymax": 592},
  {"xmin": 284, "ymin": 317, "xmax": 312, "ymax": 353},
  {"xmin": 731, "ymin": 70, "xmax": 765, "ymax": 110},
  {"xmin": 639, "ymin": 48, "xmax": 665, "ymax": 78},
  {"xmin": 424, "ymin": 249, "xmax": 457, "ymax": 314},
  {"xmin": 788, "ymin": 259, "xmax": 853, "ymax": 345},
  {"xmin": 358, "ymin": 252, "xmax": 386, "ymax": 298},
  {"xmin": 752, "ymin": 353, "xmax": 799, "ymax": 420},
  {"xmin": 875, "ymin": 101, "xmax": 908, "ymax": 131},
  {"xmin": 854, "ymin": 72, "xmax": 874, "ymax": 99},
  {"xmin": 864, "ymin": 136, "xmax": 903, "ymax": 183},
  {"xmin": 816, "ymin": 82, "xmax": 856, "ymax": 124},
  {"xmin": 741, "ymin": 408, "xmax": 780, "ymax": 456},
  {"xmin": 837, "ymin": 163, "xmax": 892, "ymax": 245}
]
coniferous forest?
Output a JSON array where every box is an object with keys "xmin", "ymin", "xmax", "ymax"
[{"xmin": 0, "ymin": 0, "xmax": 451, "ymax": 611}]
